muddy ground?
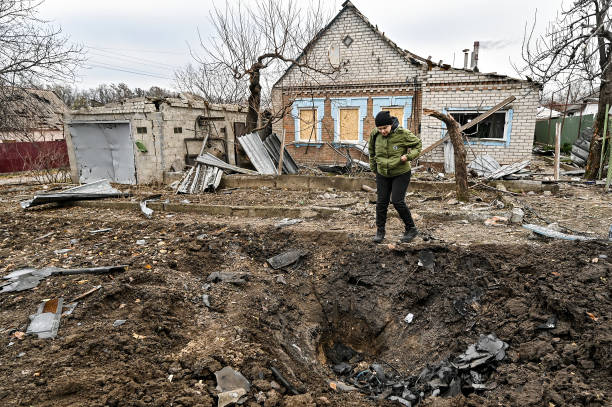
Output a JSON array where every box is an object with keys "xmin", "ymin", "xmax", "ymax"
[{"xmin": 0, "ymin": 175, "xmax": 610, "ymax": 407}]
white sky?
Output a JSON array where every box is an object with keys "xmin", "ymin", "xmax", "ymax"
[{"xmin": 38, "ymin": 0, "xmax": 564, "ymax": 90}]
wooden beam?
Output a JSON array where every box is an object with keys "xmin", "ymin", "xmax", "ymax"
[{"xmin": 419, "ymin": 95, "xmax": 516, "ymax": 157}]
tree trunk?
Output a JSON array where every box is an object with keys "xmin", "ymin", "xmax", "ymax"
[
  {"xmin": 246, "ymin": 69, "xmax": 261, "ymax": 134},
  {"xmin": 585, "ymin": 49, "xmax": 612, "ymax": 179},
  {"xmin": 423, "ymin": 109, "xmax": 469, "ymax": 201}
]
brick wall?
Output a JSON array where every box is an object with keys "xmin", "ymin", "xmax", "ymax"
[{"xmin": 272, "ymin": 5, "xmax": 540, "ymax": 167}]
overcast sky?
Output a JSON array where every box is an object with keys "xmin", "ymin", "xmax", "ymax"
[{"xmin": 38, "ymin": 0, "xmax": 564, "ymax": 90}]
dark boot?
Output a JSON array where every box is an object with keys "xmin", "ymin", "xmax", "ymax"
[
  {"xmin": 400, "ymin": 227, "xmax": 418, "ymax": 243},
  {"xmin": 372, "ymin": 228, "xmax": 385, "ymax": 243}
]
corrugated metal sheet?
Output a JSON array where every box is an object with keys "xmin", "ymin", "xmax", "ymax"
[
  {"xmin": 263, "ymin": 133, "xmax": 299, "ymax": 174},
  {"xmin": 468, "ymin": 155, "xmax": 501, "ymax": 177},
  {"xmin": 177, "ymin": 164, "xmax": 224, "ymax": 194},
  {"xmin": 237, "ymin": 133, "xmax": 277, "ymax": 175},
  {"xmin": 195, "ymin": 153, "xmax": 258, "ymax": 175},
  {"xmin": 20, "ymin": 179, "xmax": 123, "ymax": 208}
]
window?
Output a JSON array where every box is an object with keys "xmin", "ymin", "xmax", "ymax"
[
  {"xmin": 382, "ymin": 107, "xmax": 404, "ymax": 127},
  {"xmin": 339, "ymin": 108, "xmax": 359, "ymax": 142},
  {"xmin": 343, "ymin": 35, "xmax": 353, "ymax": 47},
  {"xmin": 449, "ymin": 111, "xmax": 508, "ymax": 139},
  {"xmin": 298, "ymin": 108, "xmax": 317, "ymax": 142},
  {"xmin": 136, "ymin": 127, "xmax": 147, "ymax": 134},
  {"xmin": 173, "ymin": 127, "xmax": 182, "ymax": 134}
]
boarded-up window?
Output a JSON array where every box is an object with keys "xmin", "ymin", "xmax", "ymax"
[
  {"xmin": 382, "ymin": 107, "xmax": 404, "ymax": 127},
  {"xmin": 298, "ymin": 108, "xmax": 317, "ymax": 142},
  {"xmin": 339, "ymin": 108, "xmax": 359, "ymax": 142}
]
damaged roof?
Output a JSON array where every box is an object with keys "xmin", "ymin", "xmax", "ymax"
[
  {"xmin": 0, "ymin": 88, "xmax": 67, "ymax": 131},
  {"xmin": 70, "ymin": 92, "xmax": 247, "ymax": 114},
  {"xmin": 275, "ymin": 0, "xmax": 531, "ymax": 88}
]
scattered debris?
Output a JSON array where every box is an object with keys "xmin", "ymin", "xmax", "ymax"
[
  {"xmin": 70, "ymin": 285, "xmax": 102, "ymax": 302},
  {"xmin": 361, "ymin": 184, "xmax": 376, "ymax": 193},
  {"xmin": 27, "ymin": 298, "xmax": 64, "ymax": 339},
  {"xmin": 263, "ymin": 133, "xmax": 299, "ymax": 174},
  {"xmin": 328, "ymin": 334, "xmax": 507, "ymax": 404},
  {"xmin": 238, "ymin": 133, "xmax": 278, "ymax": 175},
  {"xmin": 267, "ymin": 250, "xmax": 307, "ymax": 270},
  {"xmin": 404, "ymin": 313, "xmax": 414, "ymax": 324},
  {"xmin": 176, "ymin": 164, "xmax": 223, "ymax": 194},
  {"xmin": 510, "ymin": 207, "xmax": 525, "ymax": 224},
  {"xmin": 537, "ymin": 316, "xmax": 557, "ymax": 330},
  {"xmin": 207, "ymin": 272, "xmax": 249, "ymax": 285},
  {"xmin": 468, "ymin": 155, "xmax": 501, "ymax": 177},
  {"xmin": 484, "ymin": 216, "xmax": 508, "ymax": 226},
  {"xmin": 275, "ymin": 275, "xmax": 287, "ymax": 285},
  {"xmin": 417, "ymin": 251, "xmax": 435, "ymax": 271},
  {"xmin": 217, "ymin": 388, "xmax": 247, "ymax": 407},
  {"xmin": 113, "ymin": 320, "xmax": 126, "ymax": 327},
  {"xmin": 274, "ymin": 218, "xmax": 303, "ymax": 229},
  {"xmin": 523, "ymin": 224, "xmax": 596, "ymax": 241},
  {"xmin": 202, "ymin": 294, "xmax": 211, "ymax": 307},
  {"xmin": 215, "ymin": 366, "xmax": 251, "ymax": 393},
  {"xmin": 468, "ymin": 156, "xmax": 531, "ymax": 180},
  {"xmin": 53, "ymin": 249, "xmax": 71, "ymax": 255},
  {"xmin": 1, "ymin": 265, "xmax": 127, "ymax": 293},
  {"xmin": 195, "ymin": 152, "xmax": 258, "ymax": 175},
  {"xmin": 136, "ymin": 239, "xmax": 146, "ymax": 245},
  {"xmin": 21, "ymin": 179, "xmax": 125, "ymax": 209},
  {"xmin": 270, "ymin": 365, "xmax": 300, "ymax": 395},
  {"xmin": 140, "ymin": 194, "xmax": 161, "ymax": 218}
]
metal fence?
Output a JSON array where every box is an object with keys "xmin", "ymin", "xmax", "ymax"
[
  {"xmin": 0, "ymin": 140, "xmax": 69, "ymax": 173},
  {"xmin": 534, "ymin": 115, "xmax": 594, "ymax": 147}
]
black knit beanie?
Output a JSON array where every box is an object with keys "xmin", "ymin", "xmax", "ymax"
[{"xmin": 375, "ymin": 110, "xmax": 393, "ymax": 126}]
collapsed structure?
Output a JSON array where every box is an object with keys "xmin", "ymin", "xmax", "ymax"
[
  {"xmin": 64, "ymin": 93, "xmax": 247, "ymax": 184},
  {"xmin": 272, "ymin": 1, "xmax": 539, "ymax": 168}
]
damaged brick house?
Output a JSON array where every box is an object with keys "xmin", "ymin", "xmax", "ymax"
[
  {"xmin": 271, "ymin": 1, "xmax": 539, "ymax": 169},
  {"xmin": 64, "ymin": 93, "xmax": 247, "ymax": 184}
]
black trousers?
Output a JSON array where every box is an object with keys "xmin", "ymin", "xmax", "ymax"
[{"xmin": 376, "ymin": 171, "xmax": 415, "ymax": 231}]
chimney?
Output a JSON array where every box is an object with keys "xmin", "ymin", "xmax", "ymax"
[
  {"xmin": 471, "ymin": 41, "xmax": 480, "ymax": 70},
  {"xmin": 462, "ymin": 49, "xmax": 470, "ymax": 69}
]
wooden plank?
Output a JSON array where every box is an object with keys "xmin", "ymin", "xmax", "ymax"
[
  {"xmin": 340, "ymin": 108, "xmax": 359, "ymax": 141},
  {"xmin": 298, "ymin": 109, "xmax": 317, "ymax": 142},
  {"xmin": 554, "ymin": 122, "xmax": 561, "ymax": 180},
  {"xmin": 384, "ymin": 107, "xmax": 404, "ymax": 127},
  {"xmin": 420, "ymin": 96, "xmax": 516, "ymax": 157}
]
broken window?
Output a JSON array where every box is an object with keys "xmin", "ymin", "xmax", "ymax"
[
  {"xmin": 298, "ymin": 108, "xmax": 317, "ymax": 142},
  {"xmin": 173, "ymin": 127, "xmax": 182, "ymax": 134},
  {"xmin": 136, "ymin": 127, "xmax": 147, "ymax": 134},
  {"xmin": 449, "ymin": 110, "xmax": 508, "ymax": 140}
]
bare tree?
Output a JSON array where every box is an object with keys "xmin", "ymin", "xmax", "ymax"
[
  {"xmin": 185, "ymin": 0, "xmax": 338, "ymax": 133},
  {"xmin": 0, "ymin": 0, "xmax": 84, "ymax": 137},
  {"xmin": 520, "ymin": 0, "xmax": 612, "ymax": 179},
  {"xmin": 175, "ymin": 63, "xmax": 248, "ymax": 104}
]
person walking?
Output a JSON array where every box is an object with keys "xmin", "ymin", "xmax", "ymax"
[{"xmin": 368, "ymin": 110, "xmax": 422, "ymax": 243}]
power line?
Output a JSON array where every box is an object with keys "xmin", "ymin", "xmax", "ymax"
[
  {"xmin": 85, "ymin": 44, "xmax": 186, "ymax": 55},
  {"xmin": 87, "ymin": 47, "xmax": 180, "ymax": 70},
  {"xmin": 86, "ymin": 63, "xmax": 172, "ymax": 80}
]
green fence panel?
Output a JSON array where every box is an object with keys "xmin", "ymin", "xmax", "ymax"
[{"xmin": 534, "ymin": 115, "xmax": 594, "ymax": 146}]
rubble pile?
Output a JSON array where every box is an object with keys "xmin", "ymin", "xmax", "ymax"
[{"xmin": 328, "ymin": 334, "xmax": 508, "ymax": 406}]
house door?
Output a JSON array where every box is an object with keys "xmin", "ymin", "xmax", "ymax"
[{"xmin": 68, "ymin": 122, "xmax": 136, "ymax": 184}]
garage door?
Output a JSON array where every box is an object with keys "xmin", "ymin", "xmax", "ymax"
[{"xmin": 68, "ymin": 122, "xmax": 136, "ymax": 184}]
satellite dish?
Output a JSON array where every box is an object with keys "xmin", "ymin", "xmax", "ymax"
[{"xmin": 328, "ymin": 44, "xmax": 340, "ymax": 68}]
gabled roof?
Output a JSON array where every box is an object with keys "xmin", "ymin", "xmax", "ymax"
[{"xmin": 275, "ymin": 1, "xmax": 527, "ymax": 88}]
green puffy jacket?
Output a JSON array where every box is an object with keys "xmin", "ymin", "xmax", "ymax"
[{"xmin": 368, "ymin": 124, "xmax": 422, "ymax": 177}]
